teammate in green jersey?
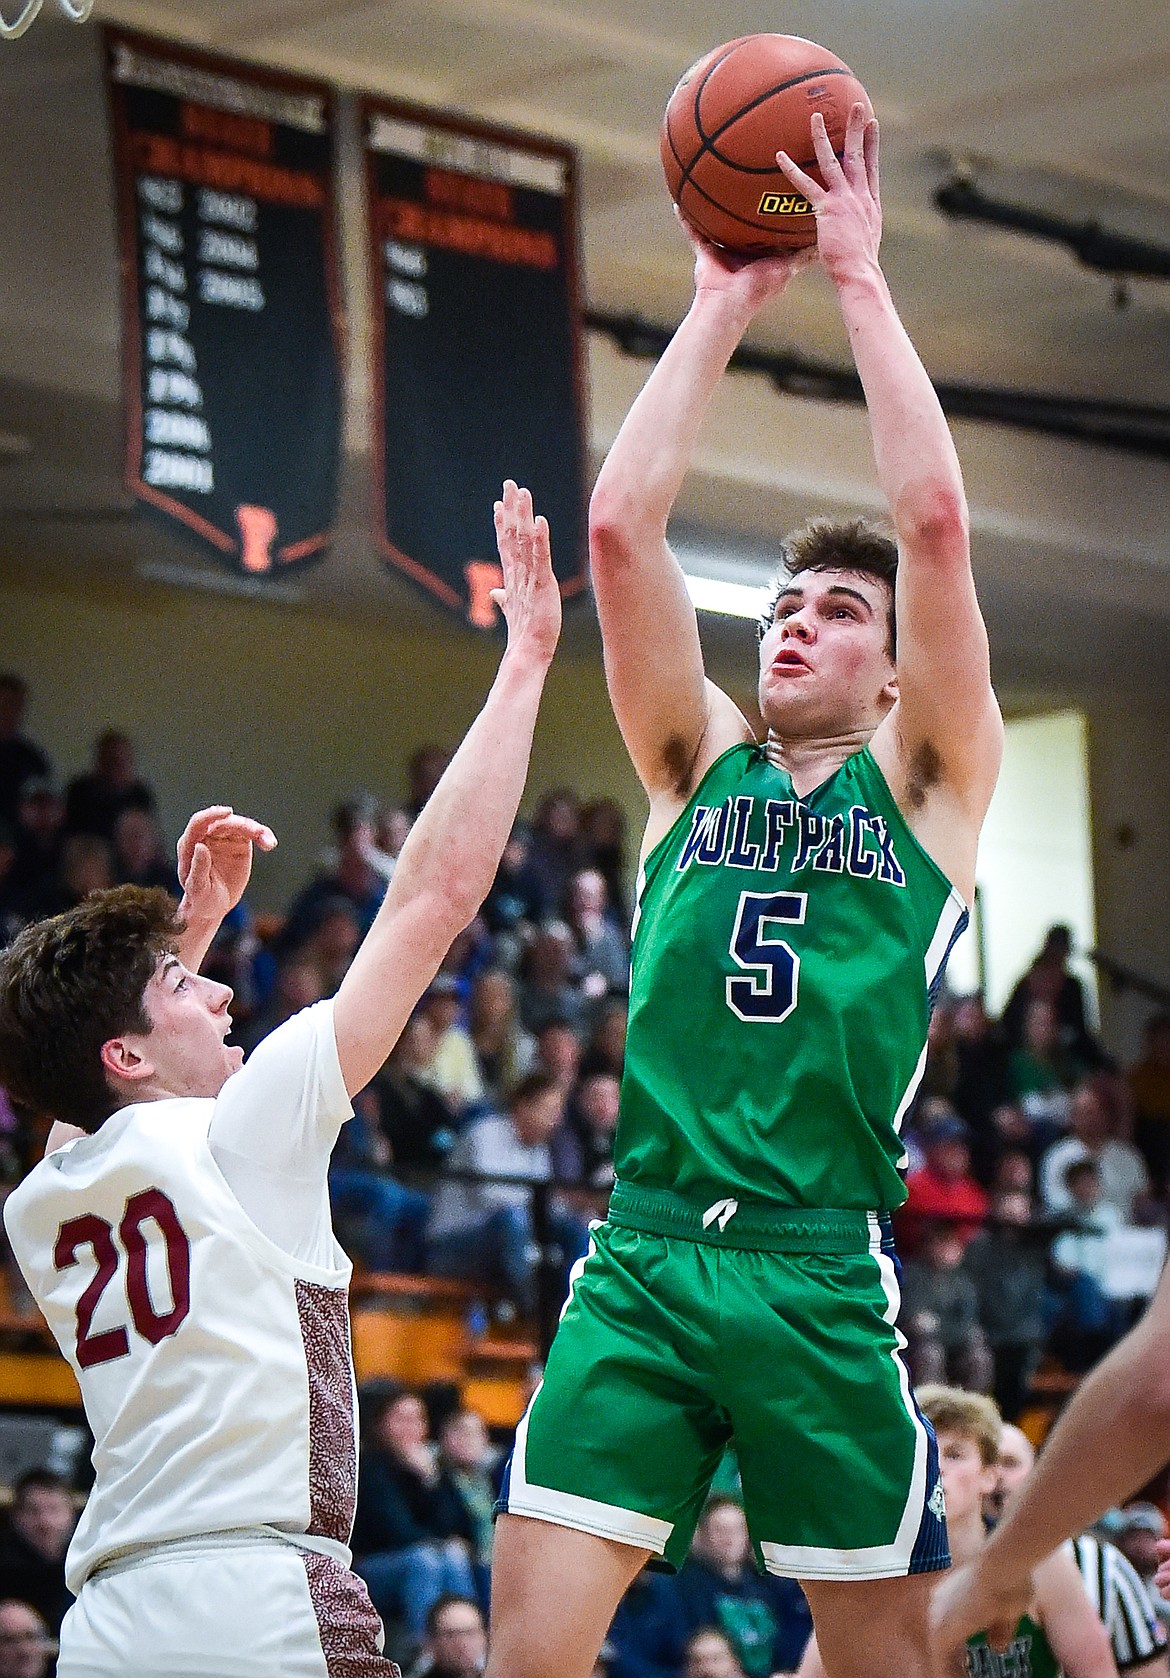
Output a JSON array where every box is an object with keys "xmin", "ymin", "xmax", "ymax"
[
  {"xmin": 489, "ymin": 104, "xmax": 1003, "ymax": 1678},
  {"xmin": 799, "ymin": 1388, "xmax": 1117, "ymax": 1678}
]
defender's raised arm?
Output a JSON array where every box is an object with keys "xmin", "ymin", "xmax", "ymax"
[{"xmin": 333, "ymin": 480, "xmax": 561, "ymax": 1096}]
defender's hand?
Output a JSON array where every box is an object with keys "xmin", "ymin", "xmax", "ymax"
[
  {"xmin": 176, "ymin": 806, "xmax": 277, "ymax": 924},
  {"xmin": 931, "ymin": 1557, "xmax": 1031, "ymax": 1669},
  {"xmin": 492, "ymin": 481, "xmax": 561, "ymax": 667},
  {"xmin": 776, "ymin": 103, "xmax": 882, "ymax": 287}
]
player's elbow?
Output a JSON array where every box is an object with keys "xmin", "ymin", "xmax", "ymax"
[
  {"xmin": 896, "ymin": 484, "xmax": 970, "ymax": 564},
  {"xmin": 589, "ymin": 483, "xmax": 652, "ymax": 574}
]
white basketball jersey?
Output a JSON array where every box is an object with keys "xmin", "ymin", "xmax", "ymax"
[{"xmin": 3, "ymin": 1003, "xmax": 357, "ymax": 1594}]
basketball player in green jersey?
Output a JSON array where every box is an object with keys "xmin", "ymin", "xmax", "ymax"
[
  {"xmin": 798, "ymin": 1389, "xmax": 1117, "ymax": 1678},
  {"xmin": 489, "ymin": 103, "xmax": 1002, "ymax": 1678}
]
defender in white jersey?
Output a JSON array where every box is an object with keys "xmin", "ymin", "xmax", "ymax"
[{"xmin": 0, "ymin": 482, "xmax": 562, "ymax": 1678}]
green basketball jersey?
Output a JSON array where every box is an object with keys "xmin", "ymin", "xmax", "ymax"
[
  {"xmin": 615, "ymin": 742, "xmax": 968, "ymax": 1211},
  {"xmin": 968, "ymin": 1615, "xmax": 1060, "ymax": 1678}
]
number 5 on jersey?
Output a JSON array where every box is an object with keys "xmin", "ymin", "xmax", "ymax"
[{"xmin": 726, "ymin": 890, "xmax": 806, "ymax": 1022}]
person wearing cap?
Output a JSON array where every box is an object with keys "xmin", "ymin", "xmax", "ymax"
[{"xmin": 897, "ymin": 1101, "xmax": 989, "ymax": 1256}]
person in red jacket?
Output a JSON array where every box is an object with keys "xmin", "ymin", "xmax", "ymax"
[{"xmin": 898, "ymin": 1106, "xmax": 989, "ymax": 1255}]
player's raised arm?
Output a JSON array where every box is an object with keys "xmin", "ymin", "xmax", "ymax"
[
  {"xmin": 332, "ymin": 481, "xmax": 560, "ymax": 1097},
  {"xmin": 778, "ymin": 108, "xmax": 1002, "ymax": 865},
  {"xmin": 588, "ymin": 229, "xmax": 813, "ymax": 809}
]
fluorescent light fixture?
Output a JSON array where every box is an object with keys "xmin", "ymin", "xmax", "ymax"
[{"xmin": 682, "ymin": 572, "xmax": 770, "ymax": 620}]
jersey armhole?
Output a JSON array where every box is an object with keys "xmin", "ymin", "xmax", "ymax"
[{"xmin": 638, "ymin": 742, "xmax": 760, "ymax": 886}]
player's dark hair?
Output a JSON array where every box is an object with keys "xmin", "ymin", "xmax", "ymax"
[
  {"xmin": 425, "ymin": 1593, "xmax": 483, "ymax": 1638},
  {"xmin": 759, "ymin": 517, "xmax": 899, "ymax": 656},
  {"xmin": 0, "ymin": 887, "xmax": 181, "ymax": 1133}
]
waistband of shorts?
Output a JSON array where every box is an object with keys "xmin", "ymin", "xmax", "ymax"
[
  {"xmin": 87, "ymin": 1525, "xmax": 351, "ymax": 1583},
  {"xmin": 606, "ymin": 1180, "xmax": 893, "ymax": 1253}
]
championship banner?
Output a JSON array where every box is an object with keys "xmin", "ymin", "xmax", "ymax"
[
  {"xmin": 106, "ymin": 31, "xmax": 342, "ymax": 575},
  {"xmin": 362, "ymin": 99, "xmax": 587, "ymax": 627}
]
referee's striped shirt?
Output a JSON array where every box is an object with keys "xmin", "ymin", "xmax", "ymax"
[{"xmin": 1072, "ymin": 1534, "xmax": 1168, "ymax": 1669}]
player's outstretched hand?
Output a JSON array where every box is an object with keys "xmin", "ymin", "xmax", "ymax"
[
  {"xmin": 675, "ymin": 203, "xmax": 816, "ymax": 314},
  {"xmin": 176, "ymin": 806, "xmax": 277, "ymax": 926},
  {"xmin": 492, "ymin": 480, "xmax": 561, "ymax": 667},
  {"xmin": 776, "ymin": 101, "xmax": 881, "ymax": 287},
  {"xmin": 1153, "ymin": 1537, "xmax": 1170, "ymax": 1597},
  {"xmin": 930, "ymin": 1556, "xmax": 1031, "ymax": 1672}
]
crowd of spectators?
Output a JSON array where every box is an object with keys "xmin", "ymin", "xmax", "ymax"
[{"xmin": 7, "ymin": 676, "xmax": 1170, "ymax": 1672}]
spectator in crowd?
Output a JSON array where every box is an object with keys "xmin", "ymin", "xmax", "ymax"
[
  {"xmin": 564, "ymin": 869, "xmax": 630, "ymax": 1000},
  {"xmin": 0, "ymin": 829, "xmax": 25, "ymax": 948},
  {"xmin": 422, "ymin": 978, "xmax": 485, "ymax": 1118},
  {"xmin": 374, "ymin": 804, "xmax": 414, "ymax": 873},
  {"xmin": 8, "ymin": 782, "xmax": 64, "ymax": 921},
  {"xmin": 989, "ymin": 1147, "xmax": 1035, "ymax": 1198},
  {"xmin": 526, "ymin": 790, "xmax": 580, "ymax": 920},
  {"xmin": 1009, "ymin": 997, "xmax": 1082, "ymax": 1147},
  {"xmin": 669, "ymin": 1497, "xmax": 813, "ymax": 1678},
  {"xmin": 372, "ymin": 1012, "xmax": 459, "ymax": 1172},
  {"xmin": 1048, "ymin": 1159, "xmax": 1133, "ymax": 1370},
  {"xmin": 682, "ymin": 1628, "xmax": 748, "ymax": 1678},
  {"xmin": 1001, "ymin": 924, "xmax": 1103, "ymax": 1069},
  {"xmin": 0, "ymin": 1471, "xmax": 74, "ymax": 1635},
  {"xmin": 352, "ymin": 1387, "xmax": 478, "ymax": 1649},
  {"xmin": 234, "ymin": 956, "xmax": 324, "ymax": 1056},
  {"xmin": 950, "ymin": 993, "xmax": 1014, "ymax": 1179},
  {"xmin": 466, "ymin": 969, "xmax": 535, "ymax": 1103},
  {"xmin": 578, "ymin": 798, "xmax": 631, "ymax": 929},
  {"xmin": 1097, "ymin": 1506, "xmax": 1170, "ymax": 1629},
  {"xmin": 983, "ymin": 1419, "xmax": 1036, "ymax": 1524},
  {"xmin": 580, "ymin": 999, "xmax": 627, "ymax": 1081},
  {"xmin": 899, "ymin": 1219, "xmax": 993, "ymax": 1391},
  {"xmin": 64, "ymin": 729, "xmax": 154, "ymax": 840},
  {"xmin": 426, "ymin": 1071, "xmax": 587, "ymax": 1311},
  {"xmin": 1128, "ymin": 1015, "xmax": 1170, "ymax": 1190},
  {"xmin": 0, "ymin": 677, "xmax": 51, "ymax": 828},
  {"xmin": 518, "ymin": 922, "xmax": 586, "ymax": 1035},
  {"xmin": 897, "ymin": 1104, "xmax": 989, "ymax": 1255},
  {"xmin": 606, "ymin": 1565, "xmax": 689, "ymax": 1678},
  {"xmin": 962, "ymin": 1188, "xmax": 1050, "ymax": 1421},
  {"xmin": 1040, "ymin": 1077, "xmax": 1150, "ymax": 1223},
  {"xmin": 404, "ymin": 1594, "xmax": 487, "ymax": 1678},
  {"xmin": 406, "ymin": 746, "xmax": 452, "ymax": 819},
  {"xmin": 533, "ymin": 1016, "xmax": 583, "ymax": 1100},
  {"xmin": 280, "ymin": 800, "xmax": 387, "ymax": 951},
  {"xmin": 437, "ymin": 1410, "xmax": 497, "ymax": 1600},
  {"xmin": 481, "ymin": 824, "xmax": 546, "ymax": 950},
  {"xmin": 42, "ymin": 833, "xmax": 113, "ymax": 915},
  {"xmin": 559, "ymin": 1071, "xmax": 622, "ymax": 1195},
  {"xmin": 329, "ymin": 1088, "xmax": 430, "ymax": 1272},
  {"xmin": 294, "ymin": 898, "xmax": 363, "ymax": 999},
  {"xmin": 111, "ymin": 806, "xmax": 178, "ymax": 893},
  {"xmin": 921, "ymin": 998, "xmax": 961, "ymax": 1105},
  {"xmin": 0, "ymin": 1598, "xmax": 54, "ymax": 1678}
]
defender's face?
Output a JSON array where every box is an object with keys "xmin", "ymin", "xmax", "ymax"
[
  {"xmin": 137, "ymin": 955, "xmax": 242, "ymax": 1097},
  {"xmin": 757, "ymin": 569, "xmax": 896, "ymax": 738},
  {"xmin": 936, "ymin": 1429, "xmax": 997, "ymax": 1526}
]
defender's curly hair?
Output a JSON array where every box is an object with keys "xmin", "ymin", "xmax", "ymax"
[
  {"xmin": 0, "ymin": 886, "xmax": 182, "ymax": 1132},
  {"xmin": 758, "ymin": 517, "xmax": 899, "ymax": 655}
]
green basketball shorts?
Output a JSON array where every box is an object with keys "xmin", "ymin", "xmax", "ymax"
[{"xmin": 498, "ymin": 1182, "xmax": 949, "ymax": 1580}]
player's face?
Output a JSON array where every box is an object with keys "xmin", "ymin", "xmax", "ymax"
[
  {"xmin": 936, "ymin": 1429, "xmax": 998, "ymax": 1527},
  {"xmin": 757, "ymin": 569, "xmax": 896, "ymax": 739},
  {"xmin": 131, "ymin": 955, "xmax": 242, "ymax": 1097}
]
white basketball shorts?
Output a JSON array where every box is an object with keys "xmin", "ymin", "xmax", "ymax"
[{"xmin": 58, "ymin": 1532, "xmax": 399, "ymax": 1677}]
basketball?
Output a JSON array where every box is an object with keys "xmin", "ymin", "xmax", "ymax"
[{"xmin": 661, "ymin": 34, "xmax": 872, "ymax": 254}]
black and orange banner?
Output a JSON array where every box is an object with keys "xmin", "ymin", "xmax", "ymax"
[
  {"xmin": 106, "ymin": 31, "xmax": 342, "ymax": 574},
  {"xmin": 362, "ymin": 99, "xmax": 587, "ymax": 626}
]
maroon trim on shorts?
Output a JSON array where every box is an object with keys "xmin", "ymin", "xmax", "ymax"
[
  {"xmin": 295, "ymin": 1279, "xmax": 358, "ymax": 1543},
  {"xmin": 302, "ymin": 1551, "xmax": 401, "ymax": 1678}
]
